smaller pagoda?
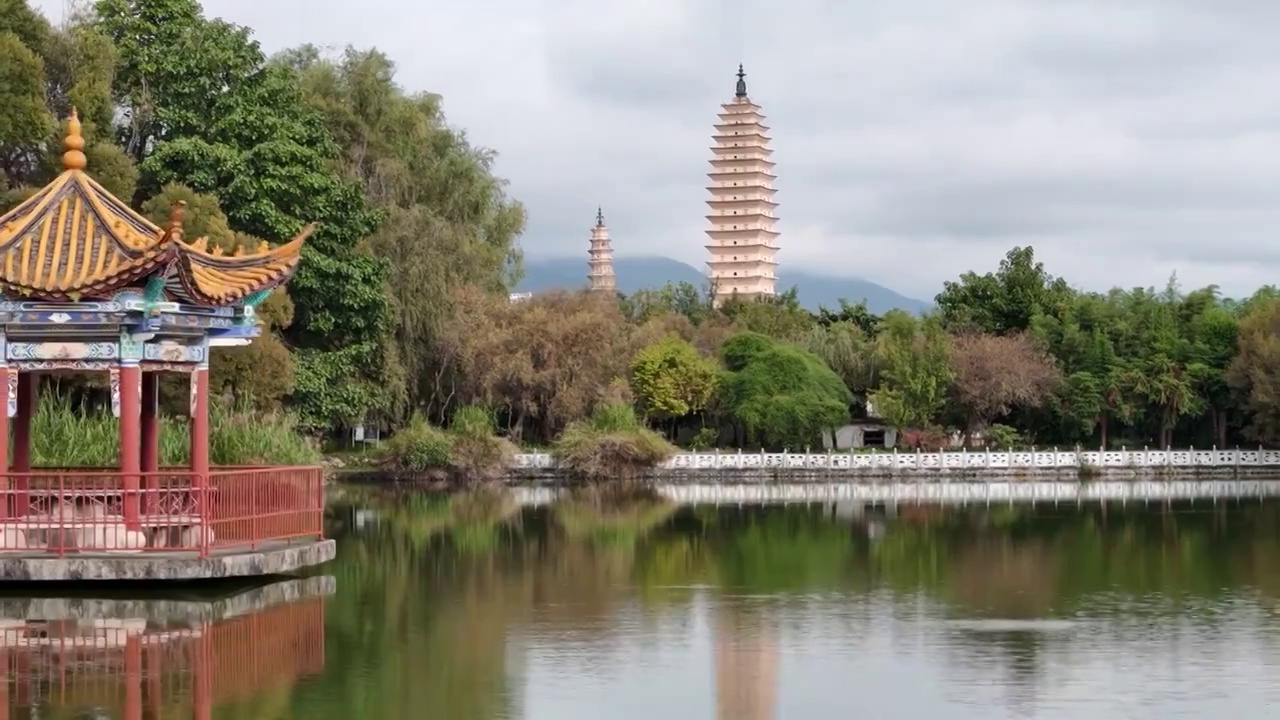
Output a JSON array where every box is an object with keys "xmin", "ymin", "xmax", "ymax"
[
  {"xmin": 587, "ymin": 207, "xmax": 616, "ymax": 294},
  {"xmin": 0, "ymin": 111, "xmax": 331, "ymax": 579}
]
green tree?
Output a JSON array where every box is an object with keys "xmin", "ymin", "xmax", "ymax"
[
  {"xmin": 279, "ymin": 46, "xmax": 526, "ymax": 423},
  {"xmin": 0, "ymin": 30, "xmax": 53, "ymax": 188},
  {"xmin": 720, "ymin": 289, "xmax": 815, "ymax": 342},
  {"xmin": 1227, "ymin": 298, "xmax": 1280, "ymax": 445},
  {"xmin": 804, "ymin": 321, "xmax": 879, "ymax": 398},
  {"xmin": 141, "ymin": 184, "xmax": 296, "ymax": 410},
  {"xmin": 935, "ymin": 246, "xmax": 1071, "ymax": 335},
  {"xmin": 95, "ymin": 0, "xmax": 391, "ymax": 429},
  {"xmin": 621, "ymin": 281, "xmax": 714, "ymax": 325},
  {"xmin": 869, "ymin": 311, "xmax": 951, "ymax": 433},
  {"xmin": 629, "ymin": 336, "xmax": 720, "ymax": 429},
  {"xmin": 719, "ymin": 332, "xmax": 851, "ymax": 450}
]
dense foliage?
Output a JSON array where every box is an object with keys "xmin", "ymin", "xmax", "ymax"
[{"xmin": 6, "ymin": 0, "xmax": 1280, "ymax": 456}]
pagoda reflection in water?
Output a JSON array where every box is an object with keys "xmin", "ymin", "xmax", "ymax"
[{"xmin": 0, "ymin": 576, "xmax": 332, "ymax": 719}]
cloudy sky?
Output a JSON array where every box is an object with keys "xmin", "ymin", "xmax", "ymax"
[{"xmin": 35, "ymin": 0, "xmax": 1280, "ymax": 300}]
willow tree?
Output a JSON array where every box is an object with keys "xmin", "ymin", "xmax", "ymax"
[{"xmin": 277, "ymin": 45, "xmax": 526, "ymax": 424}]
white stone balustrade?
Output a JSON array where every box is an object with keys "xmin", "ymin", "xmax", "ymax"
[{"xmin": 512, "ymin": 448, "xmax": 1280, "ymax": 472}]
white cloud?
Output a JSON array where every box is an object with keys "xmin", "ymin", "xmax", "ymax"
[{"xmin": 31, "ymin": 0, "xmax": 1280, "ymax": 301}]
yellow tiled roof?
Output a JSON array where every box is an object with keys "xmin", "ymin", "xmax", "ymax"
[
  {"xmin": 0, "ymin": 111, "xmax": 310, "ymax": 306},
  {"xmin": 169, "ymin": 226, "xmax": 310, "ymax": 305},
  {"xmin": 0, "ymin": 113, "xmax": 173, "ymax": 300}
]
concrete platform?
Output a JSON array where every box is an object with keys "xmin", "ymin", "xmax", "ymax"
[
  {"xmin": 0, "ymin": 539, "xmax": 335, "ymax": 581},
  {"xmin": 0, "ymin": 575, "xmax": 337, "ymax": 621}
]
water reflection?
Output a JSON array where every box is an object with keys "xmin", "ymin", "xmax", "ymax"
[
  {"xmin": 0, "ymin": 576, "xmax": 332, "ymax": 718},
  {"xmin": 319, "ymin": 488, "xmax": 1280, "ymax": 719}
]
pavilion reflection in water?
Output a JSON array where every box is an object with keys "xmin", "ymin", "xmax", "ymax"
[{"xmin": 0, "ymin": 576, "xmax": 332, "ymax": 718}]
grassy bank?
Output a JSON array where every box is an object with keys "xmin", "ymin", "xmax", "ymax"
[
  {"xmin": 552, "ymin": 404, "xmax": 677, "ymax": 480},
  {"xmin": 377, "ymin": 407, "xmax": 517, "ymax": 485}
]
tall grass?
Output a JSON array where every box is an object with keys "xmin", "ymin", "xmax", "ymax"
[
  {"xmin": 552, "ymin": 403, "xmax": 677, "ymax": 481},
  {"xmin": 378, "ymin": 407, "xmax": 516, "ymax": 485},
  {"xmin": 29, "ymin": 393, "xmax": 320, "ymax": 467}
]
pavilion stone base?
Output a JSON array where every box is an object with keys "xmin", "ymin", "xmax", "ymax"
[{"xmin": 0, "ymin": 539, "xmax": 335, "ymax": 582}]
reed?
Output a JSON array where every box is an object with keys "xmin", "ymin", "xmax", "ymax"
[{"xmin": 28, "ymin": 393, "xmax": 320, "ymax": 467}]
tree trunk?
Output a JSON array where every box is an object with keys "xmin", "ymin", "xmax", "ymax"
[{"xmin": 1098, "ymin": 414, "xmax": 1109, "ymax": 449}]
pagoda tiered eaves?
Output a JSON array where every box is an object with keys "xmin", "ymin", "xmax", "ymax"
[
  {"xmin": 704, "ymin": 67, "xmax": 780, "ymax": 306},
  {"xmin": 586, "ymin": 208, "xmax": 616, "ymax": 293}
]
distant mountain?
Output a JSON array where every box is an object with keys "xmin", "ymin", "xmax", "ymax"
[{"xmin": 516, "ymin": 256, "xmax": 932, "ymax": 315}]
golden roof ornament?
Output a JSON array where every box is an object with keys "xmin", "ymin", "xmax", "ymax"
[
  {"xmin": 62, "ymin": 108, "xmax": 87, "ymax": 172},
  {"xmin": 167, "ymin": 201, "xmax": 187, "ymax": 243}
]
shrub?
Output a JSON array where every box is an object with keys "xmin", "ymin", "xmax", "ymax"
[
  {"xmin": 552, "ymin": 403, "xmax": 677, "ymax": 481},
  {"xmin": 381, "ymin": 415, "xmax": 452, "ymax": 474},
  {"xmin": 983, "ymin": 423, "xmax": 1023, "ymax": 449},
  {"xmin": 380, "ymin": 407, "xmax": 515, "ymax": 485},
  {"xmin": 448, "ymin": 406, "xmax": 517, "ymax": 484},
  {"xmin": 688, "ymin": 426, "xmax": 720, "ymax": 450}
]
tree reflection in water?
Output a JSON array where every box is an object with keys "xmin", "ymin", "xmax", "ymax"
[{"xmin": 317, "ymin": 492, "xmax": 1280, "ymax": 719}]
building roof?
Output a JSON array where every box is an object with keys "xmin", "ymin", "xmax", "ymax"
[
  {"xmin": 169, "ymin": 229, "xmax": 310, "ymax": 305},
  {"xmin": 0, "ymin": 111, "xmax": 309, "ymax": 306}
]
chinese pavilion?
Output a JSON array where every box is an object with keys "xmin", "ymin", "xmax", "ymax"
[{"xmin": 0, "ymin": 111, "xmax": 330, "ymax": 577}]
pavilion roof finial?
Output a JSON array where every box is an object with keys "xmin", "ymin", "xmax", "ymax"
[
  {"xmin": 62, "ymin": 107, "xmax": 87, "ymax": 172},
  {"xmin": 596, "ymin": 206, "xmax": 604, "ymax": 227},
  {"xmin": 735, "ymin": 64, "xmax": 748, "ymax": 99}
]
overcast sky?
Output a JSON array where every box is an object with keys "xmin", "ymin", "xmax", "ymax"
[{"xmin": 34, "ymin": 0, "xmax": 1280, "ymax": 300}]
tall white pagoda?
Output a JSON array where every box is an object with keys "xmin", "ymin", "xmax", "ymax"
[
  {"xmin": 705, "ymin": 64, "xmax": 779, "ymax": 305},
  {"xmin": 587, "ymin": 207, "xmax": 616, "ymax": 293}
]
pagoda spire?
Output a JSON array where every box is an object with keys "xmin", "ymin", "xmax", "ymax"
[
  {"xmin": 705, "ymin": 67, "xmax": 779, "ymax": 306},
  {"xmin": 587, "ymin": 208, "xmax": 616, "ymax": 294}
]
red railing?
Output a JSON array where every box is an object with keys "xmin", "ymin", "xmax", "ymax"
[{"xmin": 0, "ymin": 466, "xmax": 324, "ymax": 557}]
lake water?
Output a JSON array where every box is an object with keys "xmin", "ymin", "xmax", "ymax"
[{"xmin": 9, "ymin": 486, "xmax": 1280, "ymax": 718}]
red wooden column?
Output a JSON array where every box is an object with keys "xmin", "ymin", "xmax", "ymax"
[
  {"xmin": 125, "ymin": 633, "xmax": 143, "ymax": 720},
  {"xmin": 0, "ymin": 365, "xmax": 10, "ymax": 521},
  {"xmin": 120, "ymin": 362, "xmax": 142, "ymax": 529},
  {"xmin": 190, "ymin": 365, "xmax": 210, "ymax": 547},
  {"xmin": 12, "ymin": 373, "xmax": 34, "ymax": 472},
  {"xmin": 192, "ymin": 624, "xmax": 213, "ymax": 720},
  {"xmin": 12, "ymin": 372, "xmax": 35, "ymax": 516},
  {"xmin": 0, "ymin": 648, "xmax": 8, "ymax": 720},
  {"xmin": 140, "ymin": 371, "xmax": 160, "ymax": 514}
]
